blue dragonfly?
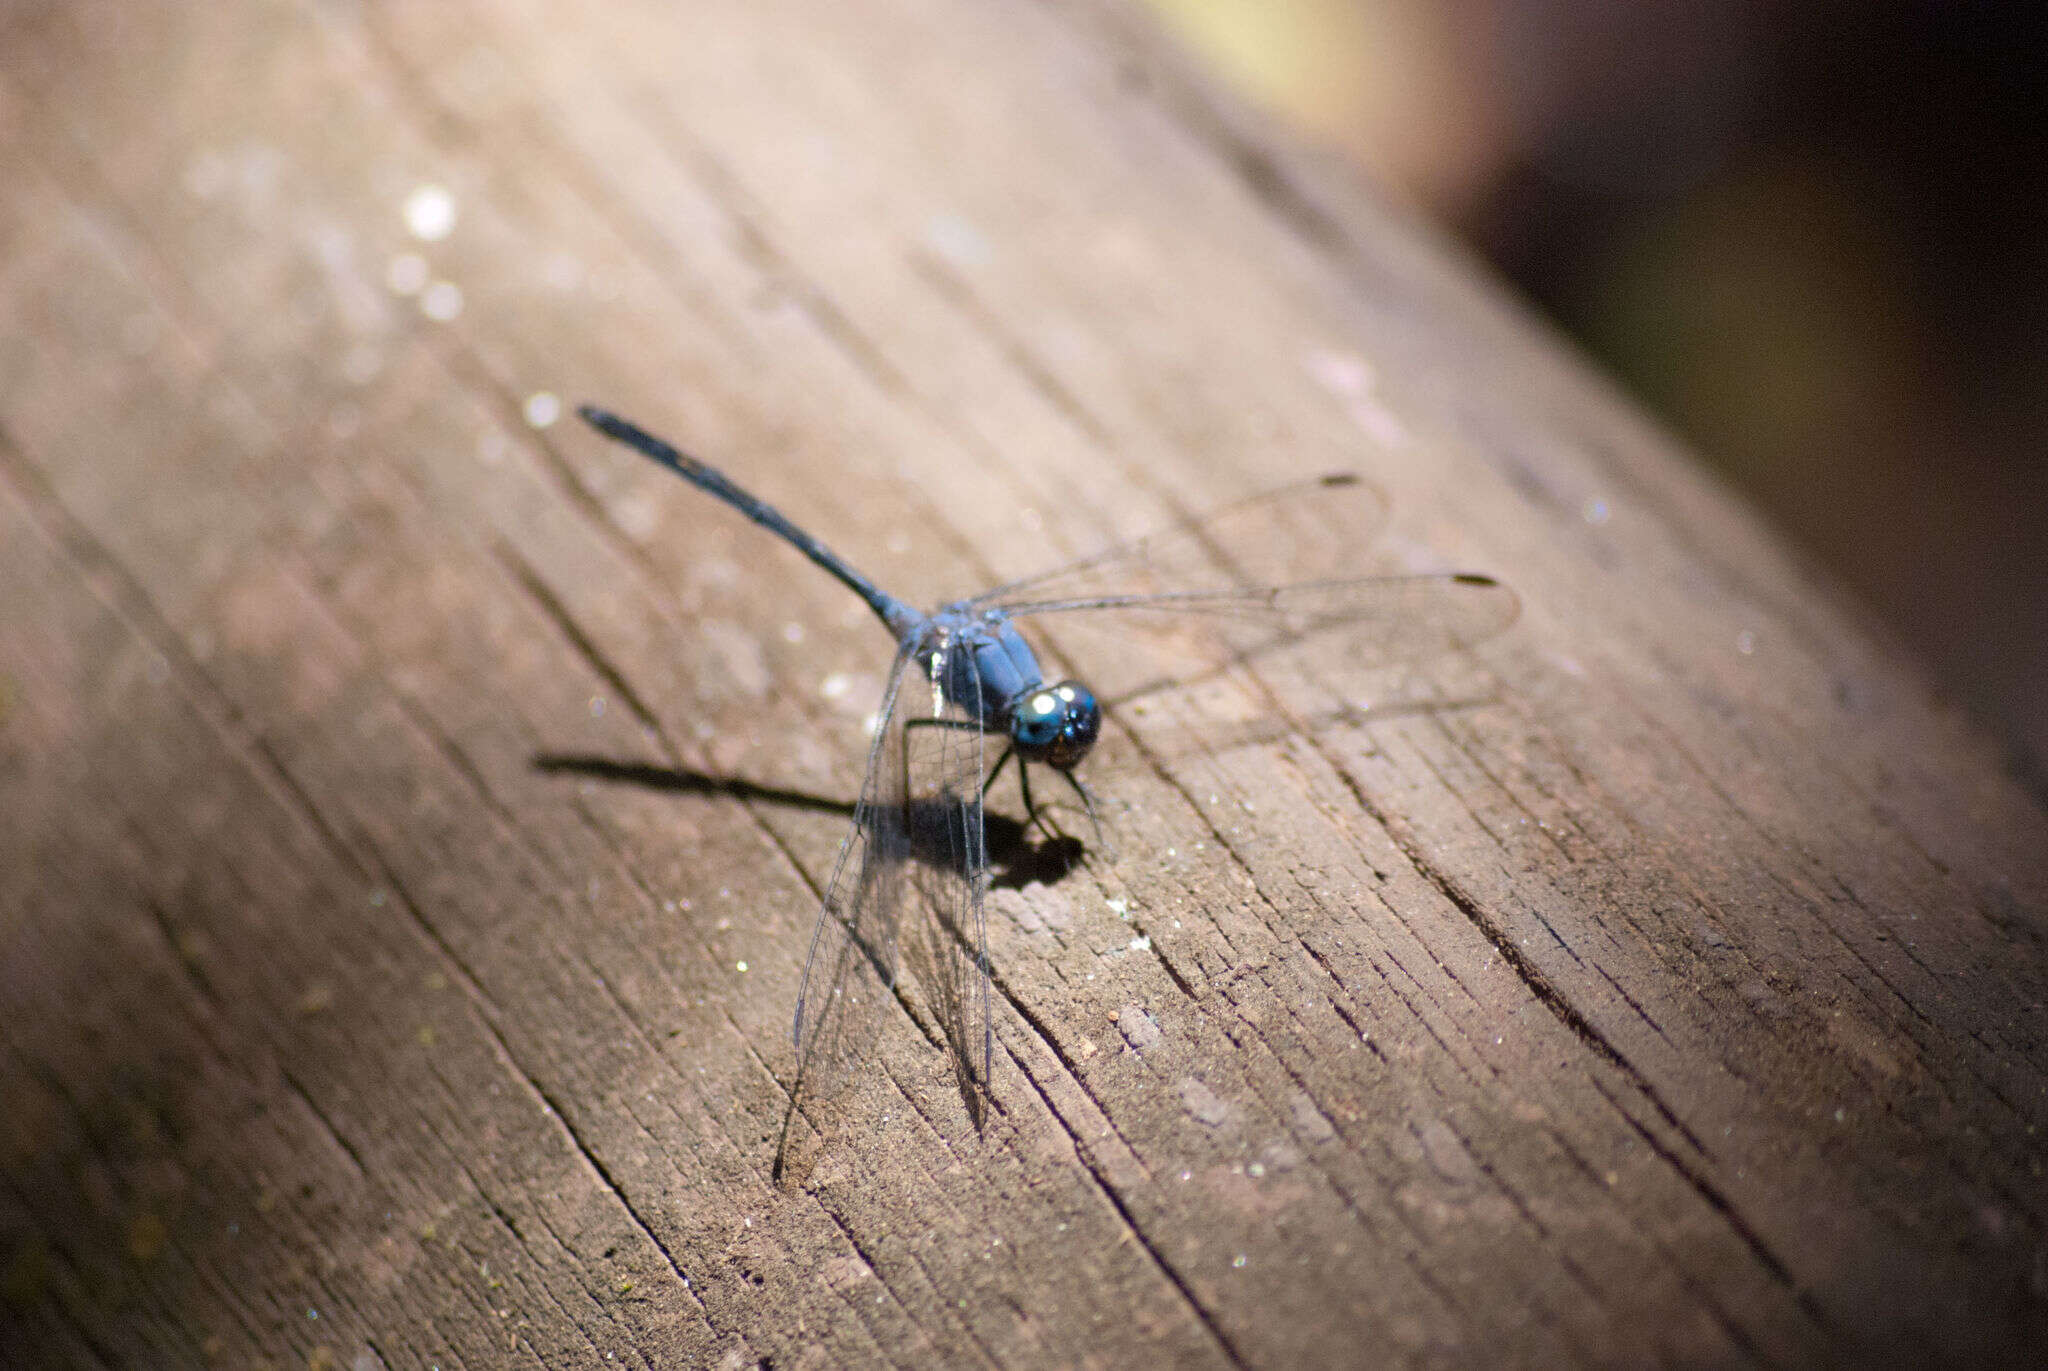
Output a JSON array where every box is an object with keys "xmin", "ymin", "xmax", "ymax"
[{"xmin": 579, "ymin": 406, "xmax": 1517, "ymax": 1138}]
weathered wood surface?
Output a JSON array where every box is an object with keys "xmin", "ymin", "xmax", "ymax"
[{"xmin": 3, "ymin": 1, "xmax": 2045, "ymax": 1367}]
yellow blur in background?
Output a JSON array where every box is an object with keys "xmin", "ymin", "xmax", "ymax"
[{"xmin": 1143, "ymin": 0, "xmax": 2048, "ymax": 776}]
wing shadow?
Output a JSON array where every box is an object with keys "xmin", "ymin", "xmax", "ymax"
[{"xmin": 533, "ymin": 754, "xmax": 1083, "ymax": 888}]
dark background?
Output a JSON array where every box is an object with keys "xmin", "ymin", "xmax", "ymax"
[{"xmin": 1147, "ymin": 0, "xmax": 2047, "ymax": 778}]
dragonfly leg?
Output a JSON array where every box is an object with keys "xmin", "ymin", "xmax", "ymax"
[
  {"xmin": 980, "ymin": 745, "xmax": 1051, "ymax": 845},
  {"xmin": 1015, "ymin": 759, "xmax": 1080, "ymax": 846},
  {"xmin": 902, "ymin": 716, "xmax": 982, "ymax": 735},
  {"xmin": 1016, "ymin": 757, "xmax": 1040, "ymax": 830},
  {"xmin": 1059, "ymin": 768, "xmax": 1109, "ymax": 854}
]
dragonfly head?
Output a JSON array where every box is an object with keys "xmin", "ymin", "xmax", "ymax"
[{"xmin": 1008, "ymin": 680, "xmax": 1101, "ymax": 771}]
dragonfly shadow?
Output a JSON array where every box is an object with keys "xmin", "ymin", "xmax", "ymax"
[
  {"xmin": 535, "ymin": 753, "xmax": 853, "ymax": 814},
  {"xmin": 531, "ymin": 755, "xmax": 1084, "ymax": 889}
]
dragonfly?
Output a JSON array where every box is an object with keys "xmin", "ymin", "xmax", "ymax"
[{"xmin": 579, "ymin": 405, "xmax": 1517, "ymax": 1136}]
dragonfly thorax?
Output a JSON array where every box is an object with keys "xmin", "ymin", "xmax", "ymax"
[{"xmin": 1007, "ymin": 680, "xmax": 1101, "ymax": 771}]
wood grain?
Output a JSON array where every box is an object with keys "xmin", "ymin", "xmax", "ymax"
[{"xmin": 3, "ymin": 1, "xmax": 2043, "ymax": 1366}]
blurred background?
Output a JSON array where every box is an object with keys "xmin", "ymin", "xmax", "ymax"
[{"xmin": 1141, "ymin": 0, "xmax": 2047, "ymax": 779}]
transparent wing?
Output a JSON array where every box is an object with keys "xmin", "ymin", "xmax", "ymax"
[
  {"xmin": 985, "ymin": 572, "xmax": 1520, "ymax": 854},
  {"xmin": 895, "ymin": 633, "xmax": 995, "ymax": 1107},
  {"xmin": 967, "ymin": 467, "xmax": 1516, "ymax": 707},
  {"xmin": 1004, "ymin": 573, "xmax": 1519, "ymax": 708},
  {"xmin": 786, "ymin": 641, "xmax": 919, "ymax": 1135},
  {"xmin": 1005, "ymin": 579, "xmax": 1515, "ymax": 852},
  {"xmin": 965, "ymin": 472, "xmax": 1390, "ymax": 611},
  {"xmin": 786, "ymin": 632, "xmax": 994, "ymax": 1147},
  {"xmin": 964, "ymin": 474, "xmax": 1518, "ymax": 833}
]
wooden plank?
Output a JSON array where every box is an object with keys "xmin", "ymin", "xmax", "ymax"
[{"xmin": 2, "ymin": 0, "xmax": 2043, "ymax": 1366}]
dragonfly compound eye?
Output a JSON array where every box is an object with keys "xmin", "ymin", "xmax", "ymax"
[{"xmin": 1010, "ymin": 680, "xmax": 1101, "ymax": 770}]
